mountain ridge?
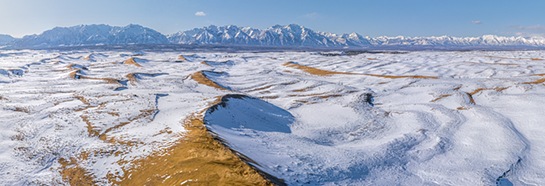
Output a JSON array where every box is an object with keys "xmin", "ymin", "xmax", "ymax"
[
  {"xmin": 0, "ymin": 34, "xmax": 15, "ymax": 45},
  {"xmin": 3, "ymin": 24, "xmax": 545, "ymax": 49},
  {"xmin": 8, "ymin": 24, "xmax": 169, "ymax": 49}
]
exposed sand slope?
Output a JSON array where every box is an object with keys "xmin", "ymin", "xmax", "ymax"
[{"xmin": 284, "ymin": 61, "xmax": 437, "ymax": 79}]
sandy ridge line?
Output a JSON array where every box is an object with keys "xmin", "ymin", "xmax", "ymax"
[
  {"xmin": 111, "ymin": 95, "xmax": 278, "ymax": 185},
  {"xmin": 283, "ymin": 61, "xmax": 438, "ymax": 79},
  {"xmin": 190, "ymin": 70, "xmax": 230, "ymax": 90}
]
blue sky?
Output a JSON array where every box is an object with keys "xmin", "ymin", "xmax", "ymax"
[{"xmin": 0, "ymin": 0, "xmax": 544, "ymax": 37}]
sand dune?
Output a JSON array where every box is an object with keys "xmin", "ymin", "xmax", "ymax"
[
  {"xmin": 190, "ymin": 71, "xmax": 230, "ymax": 90},
  {"xmin": 113, "ymin": 97, "xmax": 275, "ymax": 185},
  {"xmin": 68, "ymin": 65, "xmax": 122, "ymax": 85},
  {"xmin": 175, "ymin": 55, "xmax": 187, "ymax": 62},
  {"xmin": 123, "ymin": 57, "xmax": 142, "ymax": 67},
  {"xmin": 283, "ymin": 61, "xmax": 437, "ymax": 79},
  {"xmin": 126, "ymin": 72, "xmax": 168, "ymax": 85}
]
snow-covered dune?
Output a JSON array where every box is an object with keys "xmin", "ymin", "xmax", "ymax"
[{"xmin": 0, "ymin": 49, "xmax": 544, "ymax": 185}]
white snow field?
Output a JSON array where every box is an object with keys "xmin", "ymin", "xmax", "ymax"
[{"xmin": 0, "ymin": 49, "xmax": 544, "ymax": 185}]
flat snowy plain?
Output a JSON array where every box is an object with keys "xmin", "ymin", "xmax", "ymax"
[{"xmin": 0, "ymin": 49, "xmax": 544, "ymax": 185}]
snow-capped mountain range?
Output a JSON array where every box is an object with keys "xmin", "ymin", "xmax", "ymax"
[
  {"xmin": 3, "ymin": 24, "xmax": 545, "ymax": 49},
  {"xmin": 8, "ymin": 24, "xmax": 168, "ymax": 48},
  {"xmin": 0, "ymin": 34, "xmax": 15, "ymax": 45}
]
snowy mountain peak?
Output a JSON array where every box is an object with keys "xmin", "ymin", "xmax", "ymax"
[
  {"xmin": 0, "ymin": 34, "xmax": 15, "ymax": 45},
  {"xmin": 284, "ymin": 24, "xmax": 305, "ymax": 31},
  {"xmin": 11, "ymin": 24, "xmax": 169, "ymax": 48},
  {"xmin": 168, "ymin": 24, "xmax": 347, "ymax": 47},
  {"xmin": 167, "ymin": 24, "xmax": 545, "ymax": 48}
]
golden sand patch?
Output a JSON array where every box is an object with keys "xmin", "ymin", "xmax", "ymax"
[
  {"xmin": 469, "ymin": 87, "xmax": 509, "ymax": 95},
  {"xmin": 69, "ymin": 70, "xmax": 81, "ymax": 79},
  {"xmin": 176, "ymin": 55, "xmax": 187, "ymax": 62},
  {"xmin": 75, "ymin": 94, "xmax": 151, "ymax": 145},
  {"xmin": 522, "ymin": 78, "xmax": 545, "ymax": 85},
  {"xmin": 81, "ymin": 115, "xmax": 100, "ymax": 137},
  {"xmin": 486, "ymin": 56, "xmax": 544, "ymax": 61},
  {"xmin": 292, "ymin": 87, "xmax": 313, "ymax": 92},
  {"xmin": 453, "ymin": 85, "xmax": 462, "ymax": 91},
  {"xmin": 448, "ymin": 87, "xmax": 509, "ymax": 105},
  {"xmin": 457, "ymin": 106, "xmax": 469, "ymax": 110},
  {"xmin": 522, "ymin": 74, "xmax": 545, "ymax": 85},
  {"xmin": 463, "ymin": 61, "xmax": 519, "ymax": 66},
  {"xmin": 283, "ymin": 62, "xmax": 355, "ymax": 76},
  {"xmin": 110, "ymin": 113, "xmax": 273, "ymax": 186},
  {"xmin": 125, "ymin": 73, "xmax": 168, "ymax": 85},
  {"xmin": 59, "ymin": 157, "xmax": 96, "ymax": 186},
  {"xmin": 469, "ymin": 88, "xmax": 487, "ymax": 96},
  {"xmin": 125, "ymin": 73, "xmax": 137, "ymax": 85},
  {"xmin": 67, "ymin": 64, "xmax": 85, "ymax": 71},
  {"xmin": 190, "ymin": 71, "xmax": 228, "ymax": 90},
  {"xmin": 69, "ymin": 70, "xmax": 121, "ymax": 85},
  {"xmin": 317, "ymin": 94, "xmax": 343, "ymax": 99},
  {"xmin": 431, "ymin": 94, "xmax": 452, "ymax": 102},
  {"xmin": 283, "ymin": 61, "xmax": 438, "ymax": 79},
  {"xmin": 102, "ymin": 109, "xmax": 155, "ymax": 136},
  {"xmin": 494, "ymin": 87, "xmax": 509, "ymax": 92},
  {"xmin": 123, "ymin": 57, "xmax": 142, "ymax": 67},
  {"xmin": 364, "ymin": 73, "xmax": 438, "ymax": 79},
  {"xmin": 75, "ymin": 95, "xmax": 91, "ymax": 107},
  {"xmin": 465, "ymin": 92, "xmax": 476, "ymax": 105}
]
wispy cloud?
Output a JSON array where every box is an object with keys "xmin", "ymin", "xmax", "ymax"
[
  {"xmin": 302, "ymin": 12, "xmax": 320, "ymax": 20},
  {"xmin": 195, "ymin": 11, "xmax": 206, "ymax": 17},
  {"xmin": 510, "ymin": 25, "xmax": 545, "ymax": 37},
  {"xmin": 512, "ymin": 25, "xmax": 545, "ymax": 31},
  {"xmin": 471, "ymin": 20, "xmax": 482, "ymax": 25}
]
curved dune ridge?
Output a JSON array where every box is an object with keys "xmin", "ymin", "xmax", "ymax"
[
  {"xmin": 123, "ymin": 57, "xmax": 142, "ymax": 67},
  {"xmin": 126, "ymin": 72, "xmax": 168, "ymax": 85},
  {"xmin": 111, "ymin": 96, "xmax": 276, "ymax": 186},
  {"xmin": 204, "ymin": 94, "xmax": 294, "ymax": 133},
  {"xmin": 203, "ymin": 94, "xmax": 293, "ymax": 183},
  {"xmin": 190, "ymin": 70, "xmax": 230, "ymax": 90},
  {"xmin": 176, "ymin": 55, "xmax": 187, "ymax": 62},
  {"xmin": 485, "ymin": 55, "xmax": 544, "ymax": 61},
  {"xmin": 522, "ymin": 74, "xmax": 545, "ymax": 85},
  {"xmin": 67, "ymin": 64, "xmax": 121, "ymax": 85},
  {"xmin": 58, "ymin": 157, "xmax": 95, "ymax": 186},
  {"xmin": 283, "ymin": 61, "xmax": 437, "ymax": 79},
  {"xmin": 283, "ymin": 61, "xmax": 356, "ymax": 76}
]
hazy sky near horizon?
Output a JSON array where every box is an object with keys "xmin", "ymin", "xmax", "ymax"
[{"xmin": 0, "ymin": 0, "xmax": 544, "ymax": 38}]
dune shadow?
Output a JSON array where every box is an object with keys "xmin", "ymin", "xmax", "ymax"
[
  {"xmin": 496, "ymin": 178, "xmax": 513, "ymax": 186},
  {"xmin": 204, "ymin": 94, "xmax": 294, "ymax": 133}
]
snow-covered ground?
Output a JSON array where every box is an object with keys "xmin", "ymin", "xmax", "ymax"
[{"xmin": 0, "ymin": 49, "xmax": 544, "ymax": 185}]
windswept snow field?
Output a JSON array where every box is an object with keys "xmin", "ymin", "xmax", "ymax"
[{"xmin": 0, "ymin": 49, "xmax": 544, "ymax": 185}]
